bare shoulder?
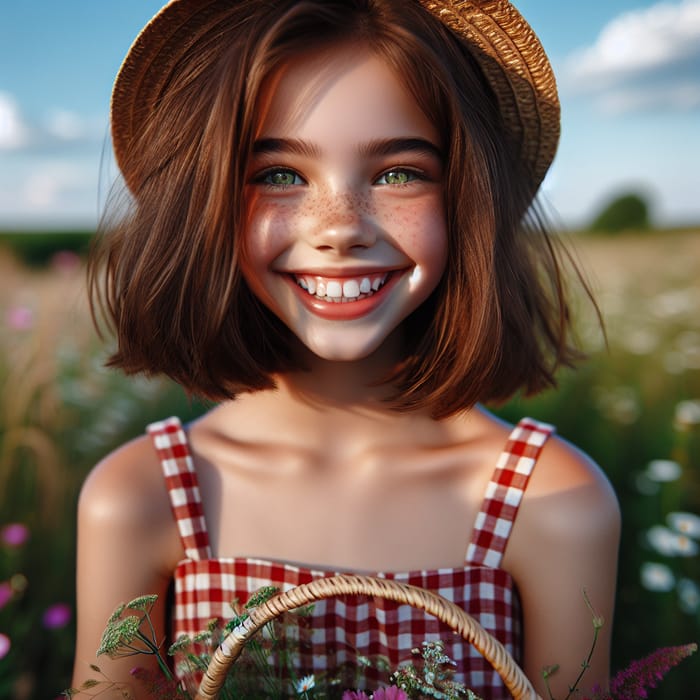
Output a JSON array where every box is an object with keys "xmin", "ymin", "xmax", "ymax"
[
  {"xmin": 79, "ymin": 433, "xmax": 176, "ymax": 542},
  {"xmin": 505, "ymin": 429, "xmax": 621, "ymax": 569}
]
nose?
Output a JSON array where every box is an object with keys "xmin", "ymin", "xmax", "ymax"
[{"xmin": 311, "ymin": 191, "xmax": 377, "ymax": 252}]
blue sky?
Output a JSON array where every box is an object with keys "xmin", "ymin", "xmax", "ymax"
[{"xmin": 1, "ymin": 0, "xmax": 699, "ymax": 229}]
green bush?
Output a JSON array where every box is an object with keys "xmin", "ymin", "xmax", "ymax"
[
  {"xmin": 589, "ymin": 193, "xmax": 651, "ymax": 233},
  {"xmin": 0, "ymin": 231, "xmax": 94, "ymax": 267}
]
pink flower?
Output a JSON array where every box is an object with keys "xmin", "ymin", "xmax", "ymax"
[
  {"xmin": 373, "ymin": 690, "xmax": 408, "ymax": 700},
  {"xmin": 609, "ymin": 644, "xmax": 697, "ymax": 699},
  {"xmin": 343, "ymin": 693, "xmax": 370, "ymax": 700},
  {"xmin": 5, "ymin": 306, "xmax": 34, "ymax": 331},
  {"xmin": 1, "ymin": 523, "xmax": 29, "ymax": 547},
  {"xmin": 51, "ymin": 250, "xmax": 81, "ymax": 274},
  {"xmin": 0, "ymin": 633, "xmax": 10, "ymax": 660},
  {"xmin": 0, "ymin": 582, "xmax": 12, "ymax": 610},
  {"xmin": 42, "ymin": 603, "xmax": 72, "ymax": 629}
]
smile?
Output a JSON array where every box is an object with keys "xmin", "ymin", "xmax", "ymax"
[{"xmin": 294, "ymin": 273, "xmax": 390, "ymax": 303}]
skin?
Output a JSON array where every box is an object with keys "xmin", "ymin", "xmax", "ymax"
[{"xmin": 72, "ymin": 44, "xmax": 620, "ymax": 699}]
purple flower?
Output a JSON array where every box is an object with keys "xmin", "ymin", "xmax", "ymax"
[
  {"xmin": 42, "ymin": 603, "xmax": 72, "ymax": 629},
  {"xmin": 343, "ymin": 693, "xmax": 370, "ymax": 700},
  {"xmin": 1, "ymin": 523, "xmax": 29, "ymax": 547},
  {"xmin": 0, "ymin": 582, "xmax": 12, "ymax": 610},
  {"xmin": 0, "ymin": 633, "xmax": 9, "ymax": 660},
  {"xmin": 610, "ymin": 644, "xmax": 697, "ymax": 699},
  {"xmin": 373, "ymin": 689, "xmax": 408, "ymax": 700}
]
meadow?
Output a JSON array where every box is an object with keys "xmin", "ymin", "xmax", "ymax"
[{"xmin": 0, "ymin": 229, "xmax": 698, "ymax": 698}]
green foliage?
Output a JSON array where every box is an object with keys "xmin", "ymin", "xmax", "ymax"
[
  {"xmin": 0, "ymin": 230, "xmax": 94, "ymax": 266},
  {"xmin": 589, "ymin": 193, "xmax": 651, "ymax": 233},
  {"xmin": 1, "ymin": 231, "xmax": 699, "ymax": 697}
]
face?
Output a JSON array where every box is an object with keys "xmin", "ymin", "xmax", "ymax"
[{"xmin": 241, "ymin": 44, "xmax": 448, "ymax": 363}]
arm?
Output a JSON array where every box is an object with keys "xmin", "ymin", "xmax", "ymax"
[
  {"xmin": 504, "ymin": 436, "xmax": 621, "ymax": 699},
  {"xmin": 71, "ymin": 436, "xmax": 183, "ymax": 697}
]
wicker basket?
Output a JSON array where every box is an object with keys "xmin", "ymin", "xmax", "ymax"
[{"xmin": 194, "ymin": 574, "xmax": 542, "ymax": 700}]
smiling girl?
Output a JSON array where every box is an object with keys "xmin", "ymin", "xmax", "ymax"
[{"xmin": 73, "ymin": 2, "xmax": 620, "ymax": 698}]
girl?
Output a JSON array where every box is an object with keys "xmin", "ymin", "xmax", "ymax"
[{"xmin": 73, "ymin": 1, "xmax": 620, "ymax": 697}]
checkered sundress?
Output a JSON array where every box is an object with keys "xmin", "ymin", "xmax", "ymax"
[{"xmin": 148, "ymin": 416, "xmax": 554, "ymax": 698}]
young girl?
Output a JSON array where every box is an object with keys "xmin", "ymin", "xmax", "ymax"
[{"xmin": 73, "ymin": 1, "xmax": 620, "ymax": 697}]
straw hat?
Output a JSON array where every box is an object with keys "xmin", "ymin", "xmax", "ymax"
[{"xmin": 112, "ymin": 0, "xmax": 559, "ymax": 194}]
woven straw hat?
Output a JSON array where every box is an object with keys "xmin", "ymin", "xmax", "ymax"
[{"xmin": 112, "ymin": 0, "xmax": 559, "ymax": 194}]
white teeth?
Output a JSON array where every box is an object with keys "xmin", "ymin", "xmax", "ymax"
[
  {"xmin": 343, "ymin": 280, "xmax": 361, "ymax": 298},
  {"xmin": 326, "ymin": 281, "xmax": 342, "ymax": 298},
  {"xmin": 294, "ymin": 273, "xmax": 391, "ymax": 301}
]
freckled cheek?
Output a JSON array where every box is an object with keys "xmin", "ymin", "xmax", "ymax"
[{"xmin": 379, "ymin": 199, "xmax": 448, "ymax": 271}]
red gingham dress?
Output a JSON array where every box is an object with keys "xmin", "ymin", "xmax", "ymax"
[{"xmin": 148, "ymin": 416, "xmax": 554, "ymax": 698}]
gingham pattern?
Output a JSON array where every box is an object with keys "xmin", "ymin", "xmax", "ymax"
[
  {"xmin": 148, "ymin": 417, "xmax": 554, "ymax": 699},
  {"xmin": 467, "ymin": 417, "xmax": 555, "ymax": 569}
]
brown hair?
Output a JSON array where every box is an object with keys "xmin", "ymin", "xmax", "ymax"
[{"xmin": 91, "ymin": 0, "xmax": 596, "ymax": 418}]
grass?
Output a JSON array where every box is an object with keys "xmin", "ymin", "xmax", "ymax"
[{"xmin": 0, "ymin": 229, "xmax": 698, "ymax": 698}]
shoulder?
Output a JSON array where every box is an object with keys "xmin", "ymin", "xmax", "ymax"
[
  {"xmin": 505, "ymin": 427, "xmax": 621, "ymax": 569},
  {"xmin": 78, "ymin": 432, "xmax": 175, "ymax": 538}
]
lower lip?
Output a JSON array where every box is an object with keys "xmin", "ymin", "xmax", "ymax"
[{"xmin": 285, "ymin": 272, "xmax": 404, "ymax": 320}]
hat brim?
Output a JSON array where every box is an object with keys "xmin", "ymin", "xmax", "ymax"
[{"xmin": 112, "ymin": 0, "xmax": 559, "ymax": 195}]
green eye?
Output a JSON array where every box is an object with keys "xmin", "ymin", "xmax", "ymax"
[
  {"xmin": 261, "ymin": 169, "xmax": 302, "ymax": 186},
  {"xmin": 377, "ymin": 170, "xmax": 417, "ymax": 185}
]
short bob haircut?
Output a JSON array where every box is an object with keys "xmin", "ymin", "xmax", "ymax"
[{"xmin": 91, "ymin": 0, "xmax": 595, "ymax": 419}]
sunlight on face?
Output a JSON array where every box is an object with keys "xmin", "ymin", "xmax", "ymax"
[{"xmin": 242, "ymin": 43, "xmax": 448, "ymax": 364}]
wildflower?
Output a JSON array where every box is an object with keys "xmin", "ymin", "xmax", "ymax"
[
  {"xmin": 342, "ymin": 692, "xmax": 370, "ymax": 700},
  {"xmin": 677, "ymin": 578, "xmax": 700, "ymax": 614},
  {"xmin": 0, "ymin": 633, "xmax": 10, "ymax": 660},
  {"xmin": 644, "ymin": 459, "xmax": 681, "ymax": 482},
  {"xmin": 373, "ymin": 689, "xmax": 409, "ymax": 700},
  {"xmin": 609, "ymin": 644, "xmax": 697, "ymax": 699},
  {"xmin": 51, "ymin": 250, "xmax": 81, "ymax": 273},
  {"xmin": 43, "ymin": 603, "xmax": 72, "ymax": 629},
  {"xmin": 650, "ymin": 525, "xmax": 699, "ymax": 557},
  {"xmin": 667, "ymin": 511, "xmax": 700, "ymax": 539},
  {"xmin": 0, "ymin": 582, "xmax": 12, "ymax": 610},
  {"xmin": 675, "ymin": 399, "xmax": 700, "ymax": 429},
  {"xmin": 5, "ymin": 305, "xmax": 34, "ymax": 330},
  {"xmin": 97, "ymin": 616, "xmax": 141, "ymax": 656},
  {"xmin": 295, "ymin": 675, "xmax": 316, "ymax": 694},
  {"xmin": 1, "ymin": 523, "xmax": 29, "ymax": 547},
  {"xmin": 126, "ymin": 594, "xmax": 158, "ymax": 612},
  {"xmin": 640, "ymin": 562, "xmax": 675, "ymax": 592}
]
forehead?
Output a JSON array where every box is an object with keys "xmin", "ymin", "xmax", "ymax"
[{"xmin": 254, "ymin": 44, "xmax": 440, "ymax": 145}]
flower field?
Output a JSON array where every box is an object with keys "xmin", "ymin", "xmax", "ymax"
[{"xmin": 0, "ymin": 230, "xmax": 698, "ymax": 698}]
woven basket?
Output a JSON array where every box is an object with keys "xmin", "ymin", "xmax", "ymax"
[{"xmin": 194, "ymin": 574, "xmax": 542, "ymax": 700}]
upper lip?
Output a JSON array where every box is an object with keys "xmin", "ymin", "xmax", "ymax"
[{"xmin": 281, "ymin": 265, "xmax": 407, "ymax": 277}]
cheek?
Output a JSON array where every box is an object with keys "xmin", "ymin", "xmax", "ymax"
[
  {"xmin": 244, "ymin": 198, "xmax": 298, "ymax": 262},
  {"xmin": 383, "ymin": 199, "xmax": 448, "ymax": 272}
]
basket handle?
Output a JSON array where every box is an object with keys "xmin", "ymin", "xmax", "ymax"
[{"xmin": 195, "ymin": 574, "xmax": 540, "ymax": 700}]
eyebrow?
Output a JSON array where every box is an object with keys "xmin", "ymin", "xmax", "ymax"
[{"xmin": 252, "ymin": 137, "xmax": 442, "ymax": 161}]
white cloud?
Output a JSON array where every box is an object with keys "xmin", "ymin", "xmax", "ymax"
[
  {"xmin": 563, "ymin": 0, "xmax": 700, "ymax": 112},
  {"xmin": 0, "ymin": 92, "xmax": 31, "ymax": 149}
]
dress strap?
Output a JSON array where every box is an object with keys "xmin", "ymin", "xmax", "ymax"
[
  {"xmin": 466, "ymin": 417, "xmax": 555, "ymax": 568},
  {"xmin": 147, "ymin": 416, "xmax": 212, "ymax": 561}
]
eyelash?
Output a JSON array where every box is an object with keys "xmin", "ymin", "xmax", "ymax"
[{"xmin": 251, "ymin": 165, "xmax": 429, "ymax": 190}]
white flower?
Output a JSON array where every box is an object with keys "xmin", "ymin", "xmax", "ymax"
[
  {"xmin": 667, "ymin": 511, "xmax": 700, "ymax": 540},
  {"xmin": 640, "ymin": 562, "xmax": 675, "ymax": 592},
  {"xmin": 677, "ymin": 578, "xmax": 700, "ymax": 614},
  {"xmin": 645, "ymin": 459, "xmax": 682, "ymax": 482},
  {"xmin": 675, "ymin": 399, "xmax": 700, "ymax": 429},
  {"xmin": 647, "ymin": 525, "xmax": 699, "ymax": 557},
  {"xmin": 295, "ymin": 675, "xmax": 315, "ymax": 694}
]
